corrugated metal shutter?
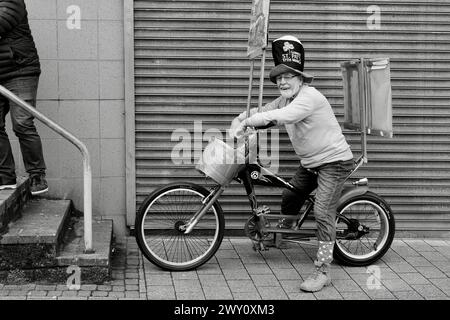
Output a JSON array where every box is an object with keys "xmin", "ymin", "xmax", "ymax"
[{"xmin": 133, "ymin": 0, "xmax": 450, "ymax": 236}]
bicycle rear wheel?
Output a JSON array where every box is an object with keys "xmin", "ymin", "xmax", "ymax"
[
  {"xmin": 334, "ymin": 191, "xmax": 395, "ymax": 266},
  {"xmin": 135, "ymin": 182, "xmax": 225, "ymax": 271}
]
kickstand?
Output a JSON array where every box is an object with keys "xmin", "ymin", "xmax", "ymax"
[
  {"xmin": 252, "ymin": 240, "xmax": 268, "ymax": 251},
  {"xmin": 274, "ymin": 232, "xmax": 283, "ymax": 248}
]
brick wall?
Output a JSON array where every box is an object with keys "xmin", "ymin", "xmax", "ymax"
[{"xmin": 6, "ymin": 0, "xmax": 127, "ymax": 238}]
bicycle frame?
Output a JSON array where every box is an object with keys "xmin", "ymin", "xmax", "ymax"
[
  {"xmin": 235, "ymin": 155, "xmax": 366, "ymax": 235},
  {"xmin": 236, "ymin": 163, "xmax": 313, "ymax": 235}
]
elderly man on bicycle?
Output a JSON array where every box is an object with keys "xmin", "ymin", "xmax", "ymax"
[{"xmin": 230, "ymin": 35, "xmax": 354, "ymax": 292}]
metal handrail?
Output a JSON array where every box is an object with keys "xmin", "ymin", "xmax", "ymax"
[{"xmin": 0, "ymin": 85, "xmax": 94, "ymax": 254}]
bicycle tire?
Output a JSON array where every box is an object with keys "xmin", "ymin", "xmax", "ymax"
[
  {"xmin": 135, "ymin": 182, "xmax": 225, "ymax": 271},
  {"xmin": 333, "ymin": 191, "xmax": 395, "ymax": 266}
]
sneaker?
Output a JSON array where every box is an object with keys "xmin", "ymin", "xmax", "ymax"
[
  {"xmin": 299, "ymin": 261, "xmax": 332, "ymax": 292},
  {"xmin": 30, "ymin": 174, "xmax": 48, "ymax": 195},
  {"xmin": 0, "ymin": 177, "xmax": 17, "ymax": 191}
]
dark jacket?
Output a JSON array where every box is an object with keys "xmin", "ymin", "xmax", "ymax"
[{"xmin": 0, "ymin": 0, "xmax": 40, "ymax": 82}]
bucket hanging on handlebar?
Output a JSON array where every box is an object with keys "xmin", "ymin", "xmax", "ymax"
[{"xmin": 196, "ymin": 134, "xmax": 257, "ymax": 186}]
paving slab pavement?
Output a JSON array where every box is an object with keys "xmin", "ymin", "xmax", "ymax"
[{"xmin": 0, "ymin": 237, "xmax": 449, "ymax": 301}]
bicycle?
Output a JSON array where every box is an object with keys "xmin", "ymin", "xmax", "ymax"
[{"xmin": 135, "ymin": 132, "xmax": 395, "ymax": 271}]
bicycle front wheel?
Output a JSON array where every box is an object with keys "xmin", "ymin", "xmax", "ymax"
[
  {"xmin": 135, "ymin": 182, "xmax": 225, "ymax": 271},
  {"xmin": 334, "ymin": 191, "xmax": 395, "ymax": 266}
]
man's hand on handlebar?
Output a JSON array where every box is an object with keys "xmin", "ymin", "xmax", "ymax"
[
  {"xmin": 229, "ymin": 118, "xmax": 243, "ymax": 139},
  {"xmin": 229, "ymin": 118, "xmax": 277, "ymax": 140},
  {"xmin": 232, "ymin": 123, "xmax": 247, "ymax": 139},
  {"xmin": 230, "ymin": 119, "xmax": 256, "ymax": 140}
]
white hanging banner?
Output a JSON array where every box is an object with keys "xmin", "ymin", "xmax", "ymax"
[
  {"xmin": 247, "ymin": 0, "xmax": 271, "ymax": 59},
  {"xmin": 366, "ymin": 58, "xmax": 393, "ymax": 138},
  {"xmin": 341, "ymin": 57, "xmax": 393, "ymax": 138}
]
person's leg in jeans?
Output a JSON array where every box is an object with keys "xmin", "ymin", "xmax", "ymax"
[
  {"xmin": 280, "ymin": 165, "xmax": 318, "ymax": 227},
  {"xmin": 300, "ymin": 159, "xmax": 354, "ymax": 292},
  {"xmin": 2, "ymin": 76, "xmax": 47, "ymax": 194},
  {"xmin": 0, "ymin": 96, "xmax": 17, "ymax": 189}
]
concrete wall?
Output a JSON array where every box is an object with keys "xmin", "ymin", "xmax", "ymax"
[{"xmin": 6, "ymin": 0, "xmax": 127, "ymax": 239}]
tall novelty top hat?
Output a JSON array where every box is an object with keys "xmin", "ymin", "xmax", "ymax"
[{"xmin": 269, "ymin": 35, "xmax": 314, "ymax": 84}]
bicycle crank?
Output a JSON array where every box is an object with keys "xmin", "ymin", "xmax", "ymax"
[
  {"xmin": 244, "ymin": 215, "xmax": 273, "ymax": 251},
  {"xmin": 244, "ymin": 216, "xmax": 271, "ymax": 240}
]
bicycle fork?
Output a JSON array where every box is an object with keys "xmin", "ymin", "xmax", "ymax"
[{"xmin": 183, "ymin": 185, "xmax": 225, "ymax": 234}]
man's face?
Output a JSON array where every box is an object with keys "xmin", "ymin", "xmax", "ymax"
[{"xmin": 276, "ymin": 73, "xmax": 303, "ymax": 99}]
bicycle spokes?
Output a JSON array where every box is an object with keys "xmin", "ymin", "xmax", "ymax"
[
  {"xmin": 336, "ymin": 217, "xmax": 370, "ymax": 240},
  {"xmin": 335, "ymin": 198, "xmax": 390, "ymax": 260},
  {"xmin": 137, "ymin": 186, "xmax": 223, "ymax": 270}
]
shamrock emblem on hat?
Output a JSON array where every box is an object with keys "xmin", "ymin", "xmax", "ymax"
[{"xmin": 283, "ymin": 42, "xmax": 294, "ymax": 52}]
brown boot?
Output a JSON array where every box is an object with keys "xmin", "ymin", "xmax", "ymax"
[{"xmin": 299, "ymin": 261, "xmax": 331, "ymax": 292}]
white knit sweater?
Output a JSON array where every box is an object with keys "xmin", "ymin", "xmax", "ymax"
[{"xmin": 237, "ymin": 85, "xmax": 353, "ymax": 168}]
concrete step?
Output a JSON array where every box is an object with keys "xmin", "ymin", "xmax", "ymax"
[
  {"xmin": 0, "ymin": 177, "xmax": 115, "ymax": 284},
  {"xmin": 56, "ymin": 217, "xmax": 114, "ymax": 283},
  {"xmin": 0, "ymin": 198, "xmax": 114, "ymax": 284},
  {"xmin": 0, "ymin": 177, "xmax": 30, "ymax": 234},
  {"xmin": 0, "ymin": 199, "xmax": 71, "ymax": 270}
]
